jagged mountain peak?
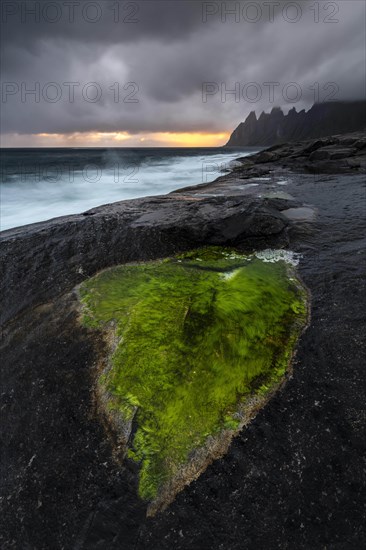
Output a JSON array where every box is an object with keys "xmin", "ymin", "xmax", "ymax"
[{"xmin": 226, "ymin": 101, "xmax": 366, "ymax": 147}]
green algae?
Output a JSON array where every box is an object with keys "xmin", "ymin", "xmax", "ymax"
[{"xmin": 80, "ymin": 247, "xmax": 308, "ymax": 503}]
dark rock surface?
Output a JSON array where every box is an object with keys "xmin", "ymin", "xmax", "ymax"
[
  {"xmin": 171, "ymin": 132, "xmax": 366, "ymax": 201},
  {"xmin": 1, "ymin": 133, "xmax": 366, "ymax": 549},
  {"xmin": 226, "ymin": 101, "xmax": 366, "ymax": 147},
  {"xmin": 0, "ymin": 195, "xmax": 287, "ymax": 325},
  {"xmin": 230, "ymin": 131, "xmax": 366, "ymax": 178}
]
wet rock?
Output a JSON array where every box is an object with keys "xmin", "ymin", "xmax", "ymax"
[
  {"xmin": 281, "ymin": 207, "xmax": 316, "ymax": 221},
  {"xmin": 0, "ymin": 195, "xmax": 288, "ymax": 325},
  {"xmin": 347, "ymin": 156, "xmax": 366, "ymax": 170},
  {"xmin": 293, "ymin": 140, "xmax": 325, "ymax": 157},
  {"xmin": 233, "ymin": 131, "xmax": 366, "ymax": 176},
  {"xmin": 310, "ymin": 148, "xmax": 357, "ymax": 161},
  {"xmin": 304, "ymin": 160, "xmax": 350, "ymax": 174},
  {"xmin": 338, "ymin": 137, "xmax": 358, "ymax": 147},
  {"xmin": 1, "ymin": 131, "xmax": 366, "ymax": 550},
  {"xmin": 252, "ymin": 151, "xmax": 279, "ymax": 163},
  {"xmin": 354, "ymin": 138, "xmax": 366, "ymax": 150},
  {"xmin": 309, "ymin": 148, "xmax": 331, "ymax": 161},
  {"xmin": 328, "ymin": 148, "xmax": 357, "ymax": 160}
]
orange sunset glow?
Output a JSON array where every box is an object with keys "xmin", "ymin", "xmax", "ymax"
[{"xmin": 3, "ymin": 131, "xmax": 230, "ymax": 148}]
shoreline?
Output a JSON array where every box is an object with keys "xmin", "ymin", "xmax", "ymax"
[
  {"xmin": 1, "ymin": 131, "xmax": 365, "ymax": 549},
  {"xmin": 2, "ymin": 130, "xmax": 364, "ymax": 325}
]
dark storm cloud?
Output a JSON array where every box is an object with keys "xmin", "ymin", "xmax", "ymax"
[
  {"xmin": 1, "ymin": 0, "xmax": 205, "ymax": 46},
  {"xmin": 1, "ymin": 0, "xmax": 365, "ymax": 138}
]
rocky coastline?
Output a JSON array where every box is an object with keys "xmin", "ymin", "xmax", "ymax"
[{"xmin": 1, "ymin": 131, "xmax": 365, "ymax": 549}]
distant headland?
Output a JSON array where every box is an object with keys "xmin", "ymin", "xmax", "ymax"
[{"xmin": 226, "ymin": 101, "xmax": 366, "ymax": 147}]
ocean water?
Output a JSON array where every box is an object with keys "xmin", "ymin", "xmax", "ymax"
[{"xmin": 0, "ymin": 147, "xmax": 256, "ymax": 231}]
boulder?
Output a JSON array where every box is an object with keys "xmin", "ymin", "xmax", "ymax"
[{"xmin": 309, "ymin": 148, "xmax": 331, "ymax": 161}]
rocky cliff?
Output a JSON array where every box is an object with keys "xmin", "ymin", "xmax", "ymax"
[{"xmin": 226, "ymin": 101, "xmax": 366, "ymax": 147}]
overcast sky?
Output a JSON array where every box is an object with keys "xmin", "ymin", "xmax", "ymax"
[{"xmin": 1, "ymin": 0, "xmax": 365, "ymax": 146}]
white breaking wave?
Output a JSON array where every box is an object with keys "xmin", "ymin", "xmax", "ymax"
[
  {"xmin": 1, "ymin": 149, "xmax": 252, "ymax": 231},
  {"xmin": 254, "ymin": 249, "xmax": 302, "ymax": 266}
]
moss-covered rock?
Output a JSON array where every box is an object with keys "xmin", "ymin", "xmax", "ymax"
[{"xmin": 80, "ymin": 247, "xmax": 308, "ymax": 510}]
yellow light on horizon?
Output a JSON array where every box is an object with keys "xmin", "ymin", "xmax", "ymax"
[
  {"xmin": 150, "ymin": 132, "xmax": 229, "ymax": 147},
  {"xmin": 3, "ymin": 131, "xmax": 230, "ymax": 148}
]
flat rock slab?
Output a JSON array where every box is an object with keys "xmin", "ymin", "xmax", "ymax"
[
  {"xmin": 310, "ymin": 148, "xmax": 357, "ymax": 161},
  {"xmin": 0, "ymin": 193, "xmax": 288, "ymax": 325},
  {"xmin": 281, "ymin": 207, "xmax": 316, "ymax": 222}
]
